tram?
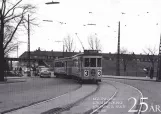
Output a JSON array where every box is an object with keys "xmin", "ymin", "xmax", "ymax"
[{"xmin": 54, "ymin": 50, "xmax": 102, "ymax": 83}]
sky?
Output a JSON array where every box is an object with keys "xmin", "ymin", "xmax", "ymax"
[{"xmin": 9, "ymin": 0, "xmax": 161, "ymax": 57}]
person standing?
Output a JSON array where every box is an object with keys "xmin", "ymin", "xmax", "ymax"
[
  {"xmin": 19, "ymin": 67, "xmax": 22, "ymax": 76},
  {"xmin": 149, "ymin": 67, "xmax": 154, "ymax": 79},
  {"xmin": 33, "ymin": 66, "xmax": 36, "ymax": 76}
]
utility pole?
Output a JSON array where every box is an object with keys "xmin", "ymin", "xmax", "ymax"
[
  {"xmin": 0, "ymin": 9, "xmax": 5, "ymax": 81},
  {"xmin": 157, "ymin": 33, "xmax": 161, "ymax": 81},
  {"xmin": 116, "ymin": 21, "xmax": 120, "ymax": 76},
  {"xmin": 28, "ymin": 14, "xmax": 31, "ymax": 76}
]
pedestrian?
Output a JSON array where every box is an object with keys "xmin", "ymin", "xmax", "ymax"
[
  {"xmin": 149, "ymin": 67, "xmax": 154, "ymax": 79},
  {"xmin": 19, "ymin": 67, "xmax": 22, "ymax": 76},
  {"xmin": 144, "ymin": 67, "xmax": 149, "ymax": 78},
  {"xmin": 33, "ymin": 67, "xmax": 36, "ymax": 76}
]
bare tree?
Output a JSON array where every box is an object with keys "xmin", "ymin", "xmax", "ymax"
[
  {"xmin": 63, "ymin": 35, "xmax": 75, "ymax": 52},
  {"xmin": 143, "ymin": 46, "xmax": 157, "ymax": 67},
  {"xmin": 88, "ymin": 33, "xmax": 101, "ymax": 51},
  {"xmin": 120, "ymin": 47, "xmax": 133, "ymax": 75},
  {"xmin": 143, "ymin": 46, "xmax": 157, "ymax": 78},
  {"xmin": 0, "ymin": 0, "xmax": 37, "ymax": 81}
]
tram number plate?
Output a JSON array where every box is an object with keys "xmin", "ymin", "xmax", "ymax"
[{"xmin": 84, "ymin": 70, "xmax": 89, "ymax": 77}]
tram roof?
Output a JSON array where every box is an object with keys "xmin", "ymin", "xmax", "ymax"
[{"xmin": 54, "ymin": 50, "xmax": 102, "ymax": 61}]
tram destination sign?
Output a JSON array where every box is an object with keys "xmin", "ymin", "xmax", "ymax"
[{"xmin": 84, "ymin": 50, "xmax": 99, "ymax": 54}]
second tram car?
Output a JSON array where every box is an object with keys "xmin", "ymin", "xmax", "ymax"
[{"xmin": 54, "ymin": 50, "xmax": 102, "ymax": 83}]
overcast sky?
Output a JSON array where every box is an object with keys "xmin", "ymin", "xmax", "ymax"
[{"xmin": 10, "ymin": 0, "xmax": 161, "ymax": 57}]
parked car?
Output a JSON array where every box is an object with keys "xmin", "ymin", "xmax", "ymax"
[
  {"xmin": 38, "ymin": 66, "xmax": 46, "ymax": 72},
  {"xmin": 23, "ymin": 68, "xmax": 32, "ymax": 73},
  {"xmin": 39, "ymin": 67, "xmax": 51, "ymax": 78}
]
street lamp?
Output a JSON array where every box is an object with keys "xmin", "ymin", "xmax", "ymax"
[
  {"xmin": 45, "ymin": 1, "xmax": 60, "ymax": 5},
  {"xmin": 43, "ymin": 20, "xmax": 66, "ymax": 25}
]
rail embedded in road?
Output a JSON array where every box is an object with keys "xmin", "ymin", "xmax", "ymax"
[{"xmin": 3, "ymin": 84, "xmax": 99, "ymax": 114}]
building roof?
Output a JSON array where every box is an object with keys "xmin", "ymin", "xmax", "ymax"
[
  {"xmin": 19, "ymin": 48, "xmax": 158, "ymax": 61},
  {"xmin": 19, "ymin": 50, "xmax": 79, "ymax": 58}
]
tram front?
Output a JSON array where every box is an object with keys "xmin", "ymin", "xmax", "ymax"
[{"xmin": 82, "ymin": 50, "xmax": 102, "ymax": 82}]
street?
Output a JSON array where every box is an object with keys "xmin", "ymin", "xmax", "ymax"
[
  {"xmin": 103, "ymin": 77, "xmax": 161, "ymax": 114},
  {"xmin": 0, "ymin": 77, "xmax": 80, "ymax": 113},
  {"xmin": 1, "ymin": 76, "xmax": 161, "ymax": 114}
]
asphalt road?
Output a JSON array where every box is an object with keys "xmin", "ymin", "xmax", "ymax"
[
  {"xmin": 103, "ymin": 78, "xmax": 161, "ymax": 114},
  {"xmin": 0, "ymin": 77, "xmax": 80, "ymax": 113}
]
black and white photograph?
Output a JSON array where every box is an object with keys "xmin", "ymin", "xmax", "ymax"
[{"xmin": 1, "ymin": 0, "xmax": 161, "ymax": 114}]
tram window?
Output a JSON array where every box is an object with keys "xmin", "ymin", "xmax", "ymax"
[
  {"xmin": 84, "ymin": 58, "xmax": 90, "ymax": 67},
  {"xmin": 62, "ymin": 62, "xmax": 64, "ymax": 67},
  {"xmin": 97, "ymin": 58, "xmax": 101, "ymax": 67},
  {"xmin": 58, "ymin": 62, "xmax": 61, "ymax": 67},
  {"xmin": 90, "ymin": 58, "xmax": 96, "ymax": 67}
]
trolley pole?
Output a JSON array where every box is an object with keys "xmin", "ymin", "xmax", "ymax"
[
  {"xmin": 116, "ymin": 21, "xmax": 120, "ymax": 76},
  {"xmin": 157, "ymin": 34, "xmax": 161, "ymax": 81},
  {"xmin": 28, "ymin": 14, "xmax": 31, "ymax": 76}
]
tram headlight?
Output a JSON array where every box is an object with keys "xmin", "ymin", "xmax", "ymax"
[
  {"xmin": 84, "ymin": 70, "xmax": 89, "ymax": 77},
  {"xmin": 98, "ymin": 70, "xmax": 102, "ymax": 77}
]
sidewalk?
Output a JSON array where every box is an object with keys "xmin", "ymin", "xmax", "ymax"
[{"xmin": 102, "ymin": 75, "xmax": 157, "ymax": 81}]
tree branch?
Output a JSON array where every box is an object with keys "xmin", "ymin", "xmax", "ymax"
[
  {"xmin": 4, "ymin": 0, "xmax": 22, "ymax": 17},
  {"xmin": 3, "ymin": 14, "xmax": 23, "ymax": 50},
  {"xmin": 2, "ymin": 0, "xmax": 6, "ymax": 15}
]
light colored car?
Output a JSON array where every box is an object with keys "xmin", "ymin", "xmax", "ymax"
[
  {"xmin": 39, "ymin": 67, "xmax": 51, "ymax": 78},
  {"xmin": 24, "ymin": 68, "xmax": 32, "ymax": 73}
]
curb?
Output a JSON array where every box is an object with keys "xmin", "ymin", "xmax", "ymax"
[
  {"xmin": 0, "ymin": 80, "xmax": 27, "ymax": 84},
  {"xmin": 0, "ymin": 79, "xmax": 27, "ymax": 84},
  {"xmin": 103, "ymin": 76, "xmax": 156, "ymax": 82}
]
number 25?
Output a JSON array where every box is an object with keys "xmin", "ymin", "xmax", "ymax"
[{"xmin": 128, "ymin": 97, "xmax": 148, "ymax": 112}]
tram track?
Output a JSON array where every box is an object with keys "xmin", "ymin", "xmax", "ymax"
[
  {"xmin": 82, "ymin": 80, "xmax": 143, "ymax": 114},
  {"xmin": 3, "ymin": 80, "xmax": 143, "ymax": 114},
  {"xmin": 105, "ymin": 80, "xmax": 144, "ymax": 114},
  {"xmin": 55, "ymin": 81, "xmax": 118, "ymax": 114},
  {"xmin": 2, "ymin": 84, "xmax": 82, "ymax": 114},
  {"xmin": 3, "ymin": 83, "xmax": 101, "ymax": 114},
  {"xmin": 42, "ymin": 83, "xmax": 100, "ymax": 114},
  {"xmin": 84, "ymin": 81, "xmax": 118, "ymax": 114}
]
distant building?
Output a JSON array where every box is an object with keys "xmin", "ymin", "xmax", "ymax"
[
  {"xmin": 19, "ymin": 47, "xmax": 79, "ymax": 67},
  {"xmin": 19, "ymin": 48, "xmax": 158, "ymax": 68}
]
